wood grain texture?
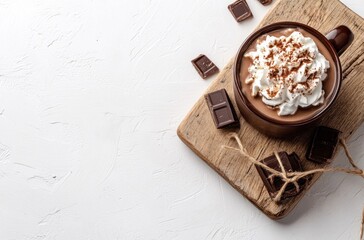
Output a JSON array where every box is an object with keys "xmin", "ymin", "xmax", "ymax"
[{"xmin": 177, "ymin": 0, "xmax": 364, "ymax": 219}]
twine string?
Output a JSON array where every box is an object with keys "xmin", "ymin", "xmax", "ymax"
[
  {"xmin": 223, "ymin": 134, "xmax": 364, "ymax": 202},
  {"xmin": 340, "ymin": 138, "xmax": 362, "ymax": 171},
  {"xmin": 361, "ymin": 207, "xmax": 364, "ymax": 240},
  {"xmin": 222, "ymin": 133, "xmax": 364, "ymax": 238}
]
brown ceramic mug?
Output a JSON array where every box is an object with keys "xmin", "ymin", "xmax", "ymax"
[{"xmin": 233, "ymin": 22, "xmax": 354, "ymax": 137}]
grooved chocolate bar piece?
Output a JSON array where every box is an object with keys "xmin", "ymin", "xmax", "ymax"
[
  {"xmin": 191, "ymin": 54, "xmax": 219, "ymax": 79},
  {"xmin": 257, "ymin": 0, "xmax": 273, "ymax": 5},
  {"xmin": 255, "ymin": 152, "xmax": 308, "ymax": 202},
  {"xmin": 228, "ymin": 0, "xmax": 253, "ymax": 23},
  {"xmin": 306, "ymin": 126, "xmax": 341, "ymax": 164},
  {"xmin": 205, "ymin": 89, "xmax": 240, "ymax": 129}
]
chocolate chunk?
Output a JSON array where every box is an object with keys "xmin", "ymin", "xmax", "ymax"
[
  {"xmin": 205, "ymin": 89, "xmax": 240, "ymax": 129},
  {"xmin": 257, "ymin": 0, "xmax": 272, "ymax": 5},
  {"xmin": 191, "ymin": 54, "xmax": 219, "ymax": 79},
  {"xmin": 228, "ymin": 0, "xmax": 253, "ymax": 23},
  {"xmin": 306, "ymin": 126, "xmax": 341, "ymax": 164},
  {"xmin": 255, "ymin": 152, "xmax": 308, "ymax": 202}
]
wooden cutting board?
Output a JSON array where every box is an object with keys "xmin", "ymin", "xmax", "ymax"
[{"xmin": 177, "ymin": 0, "xmax": 364, "ymax": 219}]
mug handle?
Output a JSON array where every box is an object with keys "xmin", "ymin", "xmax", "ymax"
[{"xmin": 325, "ymin": 26, "xmax": 354, "ymax": 56}]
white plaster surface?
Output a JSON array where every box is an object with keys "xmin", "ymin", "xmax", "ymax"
[{"xmin": 0, "ymin": 0, "xmax": 362, "ymax": 239}]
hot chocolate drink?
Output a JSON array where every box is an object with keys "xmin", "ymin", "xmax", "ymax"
[{"xmin": 240, "ymin": 28, "xmax": 337, "ymax": 123}]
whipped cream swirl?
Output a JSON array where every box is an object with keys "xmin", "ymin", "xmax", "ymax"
[{"xmin": 244, "ymin": 31, "xmax": 330, "ymax": 116}]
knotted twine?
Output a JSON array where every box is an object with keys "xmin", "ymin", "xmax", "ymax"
[{"xmin": 222, "ymin": 133, "xmax": 364, "ymax": 239}]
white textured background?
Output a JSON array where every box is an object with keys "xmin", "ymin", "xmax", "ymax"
[{"xmin": 0, "ymin": 0, "xmax": 363, "ymax": 239}]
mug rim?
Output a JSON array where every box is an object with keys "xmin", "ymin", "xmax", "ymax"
[{"xmin": 233, "ymin": 21, "xmax": 342, "ymax": 126}]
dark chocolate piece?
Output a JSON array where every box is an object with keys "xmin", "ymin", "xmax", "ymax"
[
  {"xmin": 205, "ymin": 89, "xmax": 240, "ymax": 129},
  {"xmin": 228, "ymin": 0, "xmax": 253, "ymax": 23},
  {"xmin": 257, "ymin": 0, "xmax": 272, "ymax": 5},
  {"xmin": 191, "ymin": 54, "xmax": 219, "ymax": 79},
  {"xmin": 306, "ymin": 126, "xmax": 341, "ymax": 164},
  {"xmin": 255, "ymin": 152, "xmax": 308, "ymax": 202}
]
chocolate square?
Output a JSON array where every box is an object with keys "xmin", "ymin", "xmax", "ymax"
[
  {"xmin": 255, "ymin": 152, "xmax": 308, "ymax": 202},
  {"xmin": 208, "ymin": 90, "xmax": 226, "ymax": 106},
  {"xmin": 257, "ymin": 0, "xmax": 273, "ymax": 6},
  {"xmin": 228, "ymin": 0, "xmax": 253, "ymax": 23},
  {"xmin": 191, "ymin": 54, "xmax": 219, "ymax": 79},
  {"xmin": 205, "ymin": 89, "xmax": 240, "ymax": 129},
  {"xmin": 306, "ymin": 126, "xmax": 341, "ymax": 164}
]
